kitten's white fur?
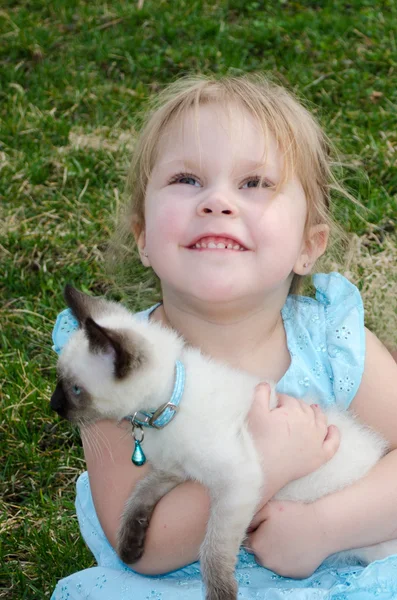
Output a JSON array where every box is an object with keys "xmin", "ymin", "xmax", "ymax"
[{"xmin": 58, "ymin": 300, "xmax": 396, "ymax": 598}]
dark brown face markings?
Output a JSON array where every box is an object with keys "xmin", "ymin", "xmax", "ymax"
[
  {"xmin": 54, "ymin": 286, "xmax": 149, "ymax": 428},
  {"xmin": 63, "ymin": 284, "xmax": 126, "ymax": 326},
  {"xmin": 62, "ymin": 285, "xmax": 147, "ymax": 380},
  {"xmin": 50, "ymin": 380, "xmax": 69, "ymax": 419},
  {"xmin": 50, "ymin": 373, "xmax": 99, "ymax": 424},
  {"xmin": 85, "ymin": 317, "xmax": 146, "ymax": 380},
  {"xmin": 64, "ymin": 284, "xmax": 99, "ymax": 326}
]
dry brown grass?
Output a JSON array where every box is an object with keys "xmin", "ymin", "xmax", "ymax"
[{"xmin": 60, "ymin": 127, "xmax": 136, "ymax": 154}]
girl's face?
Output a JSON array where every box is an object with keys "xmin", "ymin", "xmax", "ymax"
[{"xmin": 140, "ymin": 103, "xmax": 309, "ymax": 308}]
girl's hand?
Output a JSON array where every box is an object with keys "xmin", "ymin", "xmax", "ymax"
[
  {"xmin": 245, "ymin": 499, "xmax": 330, "ymax": 579},
  {"xmin": 248, "ymin": 383, "xmax": 340, "ymax": 495}
]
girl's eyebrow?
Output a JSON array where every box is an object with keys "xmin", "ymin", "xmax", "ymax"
[
  {"xmin": 237, "ymin": 159, "xmax": 266, "ymax": 170},
  {"xmin": 156, "ymin": 159, "xmax": 197, "ymax": 171},
  {"xmin": 157, "ymin": 158, "xmax": 276, "ymax": 172},
  {"xmin": 235, "ymin": 158, "xmax": 279, "ymax": 174},
  {"xmin": 155, "ymin": 158, "xmax": 280, "ymax": 181}
]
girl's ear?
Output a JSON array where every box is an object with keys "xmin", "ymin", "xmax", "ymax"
[
  {"xmin": 293, "ymin": 224, "xmax": 330, "ymax": 275},
  {"xmin": 132, "ymin": 220, "xmax": 151, "ymax": 267}
]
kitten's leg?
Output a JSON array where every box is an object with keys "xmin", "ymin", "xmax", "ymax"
[
  {"xmin": 200, "ymin": 459, "xmax": 263, "ymax": 600},
  {"xmin": 117, "ymin": 469, "xmax": 184, "ymax": 565}
]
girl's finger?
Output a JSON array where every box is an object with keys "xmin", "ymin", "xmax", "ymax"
[
  {"xmin": 311, "ymin": 403, "xmax": 328, "ymax": 425},
  {"xmin": 322, "ymin": 424, "xmax": 341, "ymax": 459},
  {"xmin": 298, "ymin": 399, "xmax": 315, "ymax": 415},
  {"xmin": 278, "ymin": 395, "xmax": 309, "ymax": 415},
  {"xmin": 276, "ymin": 393, "xmax": 295, "ymax": 408},
  {"xmin": 249, "ymin": 502, "xmax": 271, "ymax": 531},
  {"xmin": 311, "ymin": 403, "xmax": 324, "ymax": 416},
  {"xmin": 253, "ymin": 382, "xmax": 271, "ymax": 412},
  {"xmin": 248, "ymin": 384, "xmax": 271, "ymax": 433},
  {"xmin": 242, "ymin": 532, "xmax": 255, "ymax": 553}
]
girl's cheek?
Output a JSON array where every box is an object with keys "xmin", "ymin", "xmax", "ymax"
[
  {"xmin": 256, "ymin": 201, "xmax": 305, "ymax": 241},
  {"xmin": 146, "ymin": 205, "xmax": 186, "ymax": 246}
]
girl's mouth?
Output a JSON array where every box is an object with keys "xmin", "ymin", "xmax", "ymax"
[{"xmin": 188, "ymin": 236, "xmax": 247, "ymax": 251}]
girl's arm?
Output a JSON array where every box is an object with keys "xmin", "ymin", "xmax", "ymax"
[
  {"xmin": 317, "ymin": 328, "xmax": 397, "ymax": 552},
  {"xmin": 83, "ymin": 390, "xmax": 338, "ymax": 575},
  {"xmin": 247, "ymin": 328, "xmax": 397, "ymax": 578},
  {"xmin": 82, "ymin": 420, "xmax": 210, "ymax": 575},
  {"xmin": 318, "ymin": 448, "xmax": 397, "ymax": 553}
]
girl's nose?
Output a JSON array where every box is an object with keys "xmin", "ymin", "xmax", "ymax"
[{"xmin": 196, "ymin": 191, "xmax": 239, "ymax": 217}]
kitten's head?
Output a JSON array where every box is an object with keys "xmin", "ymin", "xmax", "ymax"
[{"xmin": 50, "ymin": 285, "xmax": 182, "ymax": 426}]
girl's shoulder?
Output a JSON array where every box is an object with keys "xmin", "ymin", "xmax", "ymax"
[
  {"xmin": 134, "ymin": 302, "xmax": 162, "ymax": 322},
  {"xmin": 284, "ymin": 271, "xmax": 364, "ymax": 325},
  {"xmin": 280, "ymin": 273, "xmax": 365, "ymax": 410}
]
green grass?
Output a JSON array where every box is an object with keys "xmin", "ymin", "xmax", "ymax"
[{"xmin": 1, "ymin": 0, "xmax": 397, "ymax": 597}]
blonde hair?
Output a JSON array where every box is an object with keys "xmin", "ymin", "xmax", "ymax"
[{"xmin": 109, "ymin": 73, "xmax": 353, "ymax": 295}]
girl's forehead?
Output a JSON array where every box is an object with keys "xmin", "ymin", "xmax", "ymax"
[{"xmin": 154, "ymin": 103, "xmax": 281, "ymax": 169}]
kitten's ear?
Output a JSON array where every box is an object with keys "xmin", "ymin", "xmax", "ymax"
[
  {"xmin": 85, "ymin": 317, "xmax": 140, "ymax": 379},
  {"xmin": 64, "ymin": 284, "xmax": 97, "ymax": 326},
  {"xmin": 64, "ymin": 285, "xmax": 145, "ymax": 379}
]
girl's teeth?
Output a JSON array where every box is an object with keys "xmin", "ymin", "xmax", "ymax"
[{"xmin": 193, "ymin": 240, "xmax": 244, "ymax": 250}]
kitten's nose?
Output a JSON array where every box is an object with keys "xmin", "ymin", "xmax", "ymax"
[{"xmin": 50, "ymin": 381, "xmax": 68, "ymax": 418}]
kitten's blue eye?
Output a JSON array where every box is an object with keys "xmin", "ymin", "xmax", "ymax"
[{"xmin": 72, "ymin": 385, "xmax": 82, "ymax": 396}]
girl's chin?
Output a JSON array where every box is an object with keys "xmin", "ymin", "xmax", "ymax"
[{"xmin": 189, "ymin": 287, "xmax": 255, "ymax": 307}]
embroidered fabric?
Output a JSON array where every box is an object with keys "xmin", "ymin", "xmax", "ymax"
[
  {"xmin": 52, "ymin": 471, "xmax": 397, "ymax": 599},
  {"xmin": 51, "ymin": 273, "xmax": 397, "ymax": 599},
  {"xmin": 277, "ymin": 272, "xmax": 365, "ymax": 410},
  {"xmin": 52, "ymin": 309, "xmax": 79, "ymax": 355}
]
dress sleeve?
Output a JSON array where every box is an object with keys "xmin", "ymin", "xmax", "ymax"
[
  {"xmin": 313, "ymin": 273, "xmax": 366, "ymax": 410},
  {"xmin": 52, "ymin": 308, "xmax": 79, "ymax": 355}
]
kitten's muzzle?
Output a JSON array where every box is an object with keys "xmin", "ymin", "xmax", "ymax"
[{"xmin": 50, "ymin": 380, "xmax": 69, "ymax": 419}]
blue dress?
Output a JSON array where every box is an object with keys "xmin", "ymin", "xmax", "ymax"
[{"xmin": 51, "ymin": 273, "xmax": 397, "ymax": 599}]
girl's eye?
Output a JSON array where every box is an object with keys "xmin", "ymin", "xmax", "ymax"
[
  {"xmin": 72, "ymin": 385, "xmax": 82, "ymax": 396},
  {"xmin": 241, "ymin": 176, "xmax": 273, "ymax": 189},
  {"xmin": 169, "ymin": 172, "xmax": 201, "ymax": 187}
]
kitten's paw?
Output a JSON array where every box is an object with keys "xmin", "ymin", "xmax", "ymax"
[{"xmin": 117, "ymin": 508, "xmax": 151, "ymax": 565}]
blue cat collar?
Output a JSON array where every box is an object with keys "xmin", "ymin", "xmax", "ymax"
[{"xmin": 125, "ymin": 360, "xmax": 185, "ymax": 429}]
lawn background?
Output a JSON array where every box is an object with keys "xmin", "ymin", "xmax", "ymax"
[{"xmin": 1, "ymin": 1, "xmax": 397, "ymax": 598}]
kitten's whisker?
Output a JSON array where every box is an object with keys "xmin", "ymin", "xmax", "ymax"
[
  {"xmin": 80, "ymin": 421, "xmax": 114, "ymax": 463},
  {"xmin": 80, "ymin": 421, "xmax": 101, "ymax": 460},
  {"xmin": 91, "ymin": 422, "xmax": 115, "ymax": 462},
  {"xmin": 82, "ymin": 427, "xmax": 102, "ymax": 461}
]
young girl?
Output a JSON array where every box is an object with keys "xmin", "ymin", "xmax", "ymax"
[{"xmin": 51, "ymin": 74, "xmax": 397, "ymax": 599}]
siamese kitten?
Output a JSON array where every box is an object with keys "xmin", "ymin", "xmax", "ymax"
[{"xmin": 51, "ymin": 286, "xmax": 395, "ymax": 600}]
